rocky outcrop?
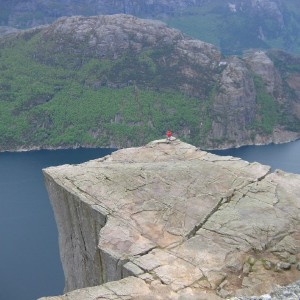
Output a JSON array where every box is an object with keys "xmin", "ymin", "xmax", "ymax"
[
  {"xmin": 209, "ymin": 56, "xmax": 257, "ymax": 148},
  {"xmin": 232, "ymin": 280, "xmax": 300, "ymax": 300},
  {"xmin": 204, "ymin": 48, "xmax": 300, "ymax": 149},
  {"xmin": 244, "ymin": 51, "xmax": 282, "ymax": 96},
  {"xmin": 35, "ymin": 14, "xmax": 221, "ymax": 94},
  {"xmin": 40, "ymin": 139, "xmax": 300, "ymax": 299}
]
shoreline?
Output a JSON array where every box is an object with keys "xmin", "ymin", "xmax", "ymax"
[
  {"xmin": 0, "ymin": 137, "xmax": 299, "ymax": 154},
  {"xmin": 204, "ymin": 136, "xmax": 300, "ymax": 151},
  {"xmin": 0, "ymin": 144, "xmax": 114, "ymax": 153}
]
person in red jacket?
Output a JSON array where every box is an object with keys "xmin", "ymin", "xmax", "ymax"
[{"xmin": 166, "ymin": 130, "xmax": 172, "ymax": 142}]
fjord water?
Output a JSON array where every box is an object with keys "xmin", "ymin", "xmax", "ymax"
[
  {"xmin": 0, "ymin": 148, "xmax": 115, "ymax": 300},
  {"xmin": 211, "ymin": 139, "xmax": 300, "ymax": 174},
  {"xmin": 0, "ymin": 140, "xmax": 299, "ymax": 300}
]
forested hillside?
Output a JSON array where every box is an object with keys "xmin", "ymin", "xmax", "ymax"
[{"xmin": 0, "ymin": 15, "xmax": 300, "ymax": 150}]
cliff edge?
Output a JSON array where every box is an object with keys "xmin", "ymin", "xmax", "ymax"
[{"xmin": 41, "ymin": 140, "xmax": 300, "ymax": 299}]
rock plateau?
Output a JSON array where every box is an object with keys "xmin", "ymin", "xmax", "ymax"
[{"xmin": 40, "ymin": 139, "xmax": 300, "ymax": 299}]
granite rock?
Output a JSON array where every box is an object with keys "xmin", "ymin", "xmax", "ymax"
[{"xmin": 41, "ymin": 140, "xmax": 300, "ymax": 299}]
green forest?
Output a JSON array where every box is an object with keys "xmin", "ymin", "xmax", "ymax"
[{"xmin": 0, "ymin": 34, "xmax": 208, "ymax": 149}]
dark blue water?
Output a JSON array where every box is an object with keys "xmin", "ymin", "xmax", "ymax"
[
  {"xmin": 0, "ymin": 140, "xmax": 299, "ymax": 300},
  {"xmin": 0, "ymin": 148, "xmax": 115, "ymax": 300},
  {"xmin": 210, "ymin": 139, "xmax": 300, "ymax": 174}
]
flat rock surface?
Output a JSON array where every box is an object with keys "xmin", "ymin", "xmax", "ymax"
[{"xmin": 41, "ymin": 140, "xmax": 300, "ymax": 299}]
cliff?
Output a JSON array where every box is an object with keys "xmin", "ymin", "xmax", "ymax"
[
  {"xmin": 41, "ymin": 139, "xmax": 300, "ymax": 299},
  {"xmin": 0, "ymin": 14, "xmax": 300, "ymax": 151}
]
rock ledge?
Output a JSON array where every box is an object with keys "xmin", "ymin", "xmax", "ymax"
[{"xmin": 41, "ymin": 140, "xmax": 300, "ymax": 299}]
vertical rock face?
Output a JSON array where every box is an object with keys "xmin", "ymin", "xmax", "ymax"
[
  {"xmin": 210, "ymin": 57, "xmax": 257, "ymax": 147},
  {"xmin": 44, "ymin": 174, "xmax": 107, "ymax": 290},
  {"xmin": 41, "ymin": 140, "xmax": 300, "ymax": 299},
  {"xmin": 244, "ymin": 51, "xmax": 282, "ymax": 95}
]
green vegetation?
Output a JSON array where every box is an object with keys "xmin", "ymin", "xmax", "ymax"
[
  {"xmin": 167, "ymin": 5, "xmax": 222, "ymax": 48},
  {"xmin": 0, "ymin": 34, "xmax": 205, "ymax": 150},
  {"xmin": 252, "ymin": 76, "xmax": 279, "ymax": 134}
]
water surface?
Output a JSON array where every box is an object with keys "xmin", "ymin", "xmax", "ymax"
[
  {"xmin": 210, "ymin": 139, "xmax": 300, "ymax": 174},
  {"xmin": 0, "ymin": 148, "xmax": 115, "ymax": 300}
]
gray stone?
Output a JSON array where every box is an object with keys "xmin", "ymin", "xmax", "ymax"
[
  {"xmin": 231, "ymin": 280, "xmax": 300, "ymax": 300},
  {"xmin": 262, "ymin": 260, "xmax": 273, "ymax": 270},
  {"xmin": 243, "ymin": 262, "xmax": 251, "ymax": 274},
  {"xmin": 41, "ymin": 140, "xmax": 300, "ymax": 299},
  {"xmin": 289, "ymin": 255, "xmax": 297, "ymax": 264},
  {"xmin": 277, "ymin": 261, "xmax": 291, "ymax": 270}
]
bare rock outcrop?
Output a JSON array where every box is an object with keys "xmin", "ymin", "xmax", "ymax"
[
  {"xmin": 35, "ymin": 14, "xmax": 221, "ymax": 99},
  {"xmin": 244, "ymin": 50, "xmax": 282, "ymax": 96},
  {"xmin": 210, "ymin": 56, "xmax": 257, "ymax": 148},
  {"xmin": 40, "ymin": 140, "xmax": 300, "ymax": 299}
]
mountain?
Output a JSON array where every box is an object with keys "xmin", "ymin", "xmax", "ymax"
[
  {"xmin": 167, "ymin": 0, "xmax": 300, "ymax": 55},
  {"xmin": 1, "ymin": 0, "xmax": 300, "ymax": 55},
  {"xmin": 0, "ymin": 14, "xmax": 300, "ymax": 150}
]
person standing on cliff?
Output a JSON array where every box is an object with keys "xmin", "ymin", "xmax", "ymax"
[{"xmin": 166, "ymin": 130, "xmax": 172, "ymax": 142}]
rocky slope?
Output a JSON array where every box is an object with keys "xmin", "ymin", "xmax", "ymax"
[
  {"xmin": 40, "ymin": 139, "xmax": 300, "ymax": 299},
  {"xmin": 0, "ymin": 14, "xmax": 300, "ymax": 150}
]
